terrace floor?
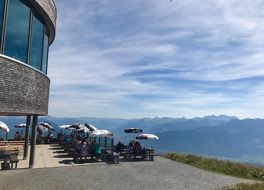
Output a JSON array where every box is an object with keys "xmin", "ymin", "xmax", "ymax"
[
  {"xmin": 0, "ymin": 144, "xmax": 255, "ymax": 190},
  {"xmin": 19, "ymin": 144, "xmax": 104, "ymax": 168}
]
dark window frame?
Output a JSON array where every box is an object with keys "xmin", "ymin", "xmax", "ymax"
[
  {"xmin": 0, "ymin": 0, "xmax": 50, "ymax": 74},
  {"xmin": 27, "ymin": 8, "xmax": 33, "ymax": 65},
  {"xmin": 4, "ymin": 0, "xmax": 31, "ymax": 63},
  {"xmin": 0, "ymin": 0, "xmax": 8, "ymax": 53},
  {"xmin": 42, "ymin": 27, "xmax": 49, "ymax": 74},
  {"xmin": 29, "ymin": 9, "xmax": 45, "ymax": 70}
]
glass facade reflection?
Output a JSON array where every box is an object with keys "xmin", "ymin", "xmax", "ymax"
[
  {"xmin": 42, "ymin": 32, "xmax": 49, "ymax": 74},
  {"xmin": 5, "ymin": 0, "xmax": 30, "ymax": 63},
  {"xmin": 30, "ymin": 13, "xmax": 44, "ymax": 71},
  {"xmin": 0, "ymin": 0, "xmax": 50, "ymax": 74},
  {"xmin": 0, "ymin": 0, "xmax": 4, "ymax": 44}
]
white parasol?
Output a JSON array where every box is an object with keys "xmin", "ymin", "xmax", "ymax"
[
  {"xmin": 0, "ymin": 121, "xmax": 9, "ymax": 133},
  {"xmin": 83, "ymin": 124, "xmax": 113, "ymax": 137},
  {"xmin": 66, "ymin": 123, "xmax": 83, "ymax": 130},
  {"xmin": 15, "ymin": 124, "xmax": 26, "ymax": 128},
  {"xmin": 90, "ymin": 130, "xmax": 113, "ymax": 137},
  {"xmin": 58, "ymin": 124, "xmax": 71, "ymax": 130},
  {"xmin": 136, "ymin": 134, "xmax": 159, "ymax": 140},
  {"xmin": 76, "ymin": 124, "xmax": 90, "ymax": 133},
  {"xmin": 39, "ymin": 122, "xmax": 55, "ymax": 131},
  {"xmin": 84, "ymin": 124, "xmax": 98, "ymax": 131}
]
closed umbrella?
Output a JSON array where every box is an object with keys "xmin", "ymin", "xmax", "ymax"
[{"xmin": 136, "ymin": 134, "xmax": 159, "ymax": 140}]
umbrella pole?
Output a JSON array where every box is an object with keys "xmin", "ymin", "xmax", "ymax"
[{"xmin": 6, "ymin": 132, "xmax": 8, "ymax": 141}]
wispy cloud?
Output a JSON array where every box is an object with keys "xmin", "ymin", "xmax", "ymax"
[{"xmin": 48, "ymin": 0, "xmax": 264, "ymax": 118}]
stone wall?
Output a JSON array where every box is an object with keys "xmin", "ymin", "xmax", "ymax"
[{"xmin": 0, "ymin": 55, "xmax": 50, "ymax": 116}]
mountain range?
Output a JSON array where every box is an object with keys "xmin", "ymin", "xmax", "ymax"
[{"xmin": 1, "ymin": 115, "xmax": 264, "ymax": 165}]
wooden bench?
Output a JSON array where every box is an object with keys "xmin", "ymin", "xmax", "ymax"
[
  {"xmin": 0, "ymin": 141, "xmax": 25, "ymax": 155},
  {"xmin": 0, "ymin": 140, "xmax": 25, "ymax": 144}
]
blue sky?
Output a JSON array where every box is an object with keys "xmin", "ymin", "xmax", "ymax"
[{"xmin": 48, "ymin": 0, "xmax": 264, "ymax": 118}]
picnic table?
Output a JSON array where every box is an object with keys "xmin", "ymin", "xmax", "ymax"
[
  {"xmin": 100, "ymin": 148, "xmax": 119, "ymax": 164},
  {"xmin": 145, "ymin": 148, "xmax": 156, "ymax": 161},
  {"xmin": 120, "ymin": 148, "xmax": 133, "ymax": 161},
  {"xmin": 120, "ymin": 148, "xmax": 157, "ymax": 161},
  {"xmin": 0, "ymin": 151, "xmax": 19, "ymax": 170}
]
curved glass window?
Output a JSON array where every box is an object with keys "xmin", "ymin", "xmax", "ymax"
[
  {"xmin": 42, "ymin": 32, "xmax": 49, "ymax": 74},
  {"xmin": 30, "ymin": 13, "xmax": 44, "ymax": 71},
  {"xmin": 4, "ymin": 0, "xmax": 30, "ymax": 63},
  {"xmin": 0, "ymin": 0, "xmax": 4, "ymax": 44},
  {"xmin": 0, "ymin": 0, "xmax": 50, "ymax": 74}
]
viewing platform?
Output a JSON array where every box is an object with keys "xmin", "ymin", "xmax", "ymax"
[
  {"xmin": 0, "ymin": 145, "xmax": 254, "ymax": 190},
  {"xmin": 18, "ymin": 144, "xmax": 106, "ymax": 169}
]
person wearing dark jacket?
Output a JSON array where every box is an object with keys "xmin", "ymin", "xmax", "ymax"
[{"xmin": 116, "ymin": 140, "xmax": 125, "ymax": 152}]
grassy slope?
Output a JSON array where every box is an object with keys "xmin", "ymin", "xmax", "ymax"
[
  {"xmin": 221, "ymin": 183, "xmax": 264, "ymax": 190},
  {"xmin": 166, "ymin": 153, "xmax": 264, "ymax": 190}
]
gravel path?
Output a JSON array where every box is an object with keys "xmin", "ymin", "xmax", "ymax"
[{"xmin": 0, "ymin": 156, "xmax": 253, "ymax": 190}]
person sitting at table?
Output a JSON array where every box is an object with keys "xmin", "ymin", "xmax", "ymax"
[
  {"xmin": 57, "ymin": 130, "xmax": 63, "ymax": 143},
  {"xmin": 116, "ymin": 140, "xmax": 125, "ymax": 152},
  {"xmin": 63, "ymin": 134, "xmax": 69, "ymax": 143},
  {"xmin": 73, "ymin": 140, "xmax": 82, "ymax": 163},
  {"xmin": 89, "ymin": 141, "xmax": 96, "ymax": 159},
  {"xmin": 129, "ymin": 140, "xmax": 134, "ymax": 149},
  {"xmin": 74, "ymin": 140, "xmax": 81, "ymax": 151},
  {"xmin": 133, "ymin": 140, "xmax": 142, "ymax": 155},
  {"xmin": 80, "ymin": 141, "xmax": 89, "ymax": 162},
  {"xmin": 14, "ymin": 131, "xmax": 21, "ymax": 141},
  {"xmin": 94, "ymin": 143, "xmax": 101, "ymax": 162},
  {"xmin": 47, "ymin": 130, "xmax": 53, "ymax": 144}
]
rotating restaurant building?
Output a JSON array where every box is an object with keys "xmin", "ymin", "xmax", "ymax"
[{"xmin": 0, "ymin": 0, "xmax": 57, "ymax": 168}]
